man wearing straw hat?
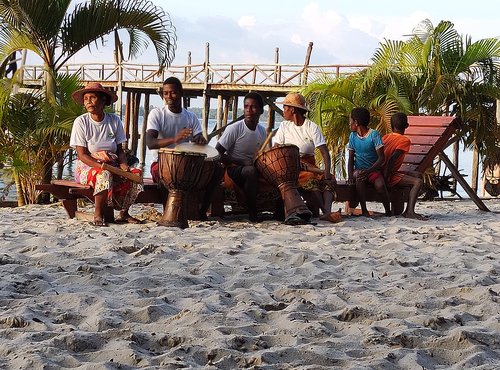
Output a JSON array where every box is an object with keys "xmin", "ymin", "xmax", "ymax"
[{"xmin": 275, "ymin": 92, "xmax": 338, "ymax": 222}]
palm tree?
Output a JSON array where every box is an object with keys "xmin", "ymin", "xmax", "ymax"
[
  {"xmin": 304, "ymin": 19, "xmax": 500, "ymax": 177},
  {"xmin": 0, "ymin": 0, "xmax": 177, "ymax": 203},
  {"xmin": 0, "ymin": 0, "xmax": 176, "ymax": 102}
]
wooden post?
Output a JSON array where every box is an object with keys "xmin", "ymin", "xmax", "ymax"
[
  {"xmin": 266, "ymin": 97, "xmax": 276, "ymax": 135},
  {"xmin": 216, "ymin": 95, "xmax": 223, "ymax": 135},
  {"xmin": 131, "ymin": 92, "xmax": 141, "ymax": 155},
  {"xmin": 123, "ymin": 91, "xmax": 131, "ymax": 143},
  {"xmin": 302, "ymin": 42, "xmax": 313, "ymax": 85},
  {"xmin": 115, "ymin": 36, "xmax": 124, "ymax": 119},
  {"xmin": 223, "ymin": 97, "xmax": 230, "ymax": 126},
  {"xmin": 185, "ymin": 51, "xmax": 192, "ymax": 82},
  {"xmin": 274, "ymin": 47, "xmax": 279, "ymax": 83},
  {"xmin": 471, "ymin": 145, "xmax": 479, "ymax": 194},
  {"xmin": 232, "ymin": 96, "xmax": 239, "ymax": 122},
  {"xmin": 201, "ymin": 42, "xmax": 210, "ymax": 140},
  {"xmin": 452, "ymin": 141, "xmax": 459, "ymax": 192},
  {"xmin": 140, "ymin": 93, "xmax": 150, "ymax": 166}
]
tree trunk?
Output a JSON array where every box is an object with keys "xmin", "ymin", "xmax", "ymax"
[
  {"xmin": 44, "ymin": 65, "xmax": 57, "ymax": 105},
  {"xmin": 13, "ymin": 171, "xmax": 26, "ymax": 207}
]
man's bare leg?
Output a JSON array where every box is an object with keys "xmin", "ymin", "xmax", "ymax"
[
  {"xmin": 356, "ymin": 179, "xmax": 370, "ymax": 216},
  {"xmin": 398, "ymin": 174, "xmax": 427, "ymax": 220},
  {"xmin": 373, "ymin": 177, "xmax": 392, "ymax": 216}
]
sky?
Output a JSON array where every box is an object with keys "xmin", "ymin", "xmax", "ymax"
[{"xmin": 68, "ymin": 0, "xmax": 500, "ymax": 67}]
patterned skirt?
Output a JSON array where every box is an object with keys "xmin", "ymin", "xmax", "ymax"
[
  {"xmin": 299, "ymin": 155, "xmax": 334, "ymax": 193},
  {"xmin": 75, "ymin": 159, "xmax": 143, "ymax": 211}
]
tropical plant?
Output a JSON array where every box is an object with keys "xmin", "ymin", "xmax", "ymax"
[
  {"xmin": 304, "ymin": 19, "xmax": 500, "ymax": 178},
  {"xmin": 0, "ymin": 74, "xmax": 83, "ymax": 205},
  {"xmin": 0, "ymin": 0, "xmax": 177, "ymax": 203}
]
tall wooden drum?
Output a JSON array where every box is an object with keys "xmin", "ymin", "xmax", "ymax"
[
  {"xmin": 158, "ymin": 148, "xmax": 206, "ymax": 228},
  {"xmin": 173, "ymin": 143, "xmax": 222, "ymax": 220},
  {"xmin": 174, "ymin": 143, "xmax": 221, "ymax": 191},
  {"xmin": 255, "ymin": 144, "xmax": 312, "ymax": 221}
]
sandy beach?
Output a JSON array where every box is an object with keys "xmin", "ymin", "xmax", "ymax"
[{"xmin": 0, "ymin": 199, "xmax": 499, "ymax": 369}]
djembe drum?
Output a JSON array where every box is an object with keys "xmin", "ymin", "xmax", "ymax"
[
  {"xmin": 174, "ymin": 143, "xmax": 221, "ymax": 220},
  {"xmin": 158, "ymin": 148, "xmax": 206, "ymax": 228},
  {"xmin": 175, "ymin": 143, "xmax": 221, "ymax": 191},
  {"xmin": 255, "ymin": 144, "xmax": 312, "ymax": 222}
]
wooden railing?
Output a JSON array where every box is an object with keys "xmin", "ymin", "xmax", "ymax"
[{"xmin": 20, "ymin": 62, "xmax": 368, "ymax": 87}]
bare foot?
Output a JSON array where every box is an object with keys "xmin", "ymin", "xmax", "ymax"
[
  {"xmin": 92, "ymin": 217, "xmax": 108, "ymax": 227},
  {"xmin": 402, "ymin": 211, "xmax": 428, "ymax": 221},
  {"xmin": 116, "ymin": 210, "xmax": 142, "ymax": 224},
  {"xmin": 319, "ymin": 212, "xmax": 342, "ymax": 223}
]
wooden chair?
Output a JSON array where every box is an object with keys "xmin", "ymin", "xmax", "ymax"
[{"xmin": 333, "ymin": 115, "xmax": 489, "ymax": 213}]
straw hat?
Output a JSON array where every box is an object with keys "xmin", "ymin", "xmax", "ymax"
[
  {"xmin": 72, "ymin": 82, "xmax": 118, "ymax": 105},
  {"xmin": 276, "ymin": 92, "xmax": 310, "ymax": 112}
]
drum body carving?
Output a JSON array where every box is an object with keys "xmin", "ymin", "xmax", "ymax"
[
  {"xmin": 158, "ymin": 149, "xmax": 206, "ymax": 228},
  {"xmin": 173, "ymin": 143, "xmax": 222, "ymax": 220},
  {"xmin": 175, "ymin": 143, "xmax": 221, "ymax": 192},
  {"xmin": 255, "ymin": 144, "xmax": 312, "ymax": 221}
]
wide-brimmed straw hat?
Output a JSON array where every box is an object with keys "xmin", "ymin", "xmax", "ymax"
[
  {"xmin": 72, "ymin": 82, "xmax": 118, "ymax": 105},
  {"xmin": 276, "ymin": 92, "xmax": 310, "ymax": 112}
]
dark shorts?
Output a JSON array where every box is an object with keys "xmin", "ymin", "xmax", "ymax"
[
  {"xmin": 367, "ymin": 171, "xmax": 383, "ymax": 184},
  {"xmin": 226, "ymin": 165, "xmax": 246, "ymax": 188},
  {"xmin": 354, "ymin": 169, "xmax": 383, "ymax": 184}
]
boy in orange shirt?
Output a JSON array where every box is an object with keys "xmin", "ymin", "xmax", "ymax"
[{"xmin": 383, "ymin": 112, "xmax": 427, "ymax": 220}]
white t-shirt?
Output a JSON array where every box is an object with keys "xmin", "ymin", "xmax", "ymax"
[
  {"xmin": 273, "ymin": 118, "xmax": 326, "ymax": 156},
  {"xmin": 217, "ymin": 119, "xmax": 267, "ymax": 166},
  {"xmin": 146, "ymin": 106, "xmax": 202, "ymax": 162},
  {"xmin": 70, "ymin": 113, "xmax": 126, "ymax": 154}
]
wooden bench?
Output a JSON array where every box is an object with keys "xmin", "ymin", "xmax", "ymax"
[{"xmin": 35, "ymin": 178, "xmax": 165, "ymax": 222}]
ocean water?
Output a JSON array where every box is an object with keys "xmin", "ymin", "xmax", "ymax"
[{"xmin": 0, "ymin": 117, "xmax": 482, "ymax": 202}]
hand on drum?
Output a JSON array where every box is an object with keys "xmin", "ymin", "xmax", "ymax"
[
  {"xmin": 175, "ymin": 128, "xmax": 193, "ymax": 143},
  {"xmin": 192, "ymin": 134, "xmax": 207, "ymax": 145}
]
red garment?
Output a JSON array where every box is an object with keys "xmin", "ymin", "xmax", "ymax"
[{"xmin": 382, "ymin": 132, "xmax": 411, "ymax": 186}]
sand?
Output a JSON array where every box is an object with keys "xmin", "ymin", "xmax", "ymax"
[{"xmin": 0, "ymin": 199, "xmax": 499, "ymax": 369}]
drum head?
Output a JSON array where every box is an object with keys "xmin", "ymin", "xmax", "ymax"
[{"xmin": 174, "ymin": 142, "xmax": 220, "ymax": 159}]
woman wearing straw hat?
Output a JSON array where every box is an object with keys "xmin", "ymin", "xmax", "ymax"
[
  {"xmin": 275, "ymin": 92, "xmax": 338, "ymax": 221},
  {"xmin": 70, "ymin": 82, "xmax": 143, "ymax": 226}
]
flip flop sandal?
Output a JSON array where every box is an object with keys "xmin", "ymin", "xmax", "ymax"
[
  {"xmin": 115, "ymin": 216, "xmax": 142, "ymax": 224},
  {"xmin": 92, "ymin": 218, "xmax": 108, "ymax": 227},
  {"xmin": 283, "ymin": 214, "xmax": 308, "ymax": 226}
]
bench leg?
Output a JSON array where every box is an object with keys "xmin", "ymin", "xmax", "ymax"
[
  {"xmin": 391, "ymin": 200, "xmax": 404, "ymax": 215},
  {"xmin": 62, "ymin": 199, "xmax": 78, "ymax": 219},
  {"xmin": 209, "ymin": 185, "xmax": 225, "ymax": 217},
  {"xmin": 104, "ymin": 206, "xmax": 115, "ymax": 223}
]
